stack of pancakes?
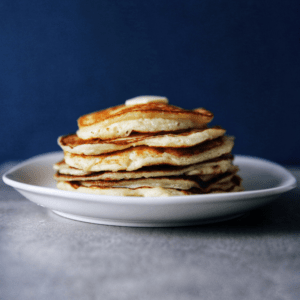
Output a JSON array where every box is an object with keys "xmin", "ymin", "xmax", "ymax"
[{"xmin": 54, "ymin": 96, "xmax": 243, "ymax": 197}]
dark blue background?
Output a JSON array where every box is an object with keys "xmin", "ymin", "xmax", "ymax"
[{"xmin": 0, "ymin": 0, "xmax": 299, "ymax": 165}]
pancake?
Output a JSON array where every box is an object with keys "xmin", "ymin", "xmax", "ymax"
[
  {"xmin": 198, "ymin": 175, "xmax": 244, "ymax": 194},
  {"xmin": 59, "ymin": 126, "xmax": 226, "ymax": 155},
  {"xmin": 64, "ymin": 136, "xmax": 234, "ymax": 172},
  {"xmin": 76, "ymin": 98, "xmax": 214, "ymax": 140},
  {"xmin": 80, "ymin": 177, "xmax": 202, "ymax": 190},
  {"xmin": 56, "ymin": 174, "xmax": 243, "ymax": 196},
  {"xmin": 54, "ymin": 155, "xmax": 234, "ymax": 180},
  {"xmin": 56, "ymin": 182, "xmax": 192, "ymax": 197},
  {"xmin": 54, "ymin": 96, "xmax": 244, "ymax": 197},
  {"xmin": 196, "ymin": 165, "xmax": 239, "ymax": 182},
  {"xmin": 63, "ymin": 166, "xmax": 239, "ymax": 189},
  {"xmin": 53, "ymin": 160, "xmax": 91, "ymax": 176}
]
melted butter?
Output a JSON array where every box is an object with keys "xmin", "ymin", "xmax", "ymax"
[{"xmin": 125, "ymin": 95, "xmax": 168, "ymax": 106}]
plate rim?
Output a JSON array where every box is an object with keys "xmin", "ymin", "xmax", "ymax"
[{"xmin": 2, "ymin": 151, "xmax": 297, "ymax": 205}]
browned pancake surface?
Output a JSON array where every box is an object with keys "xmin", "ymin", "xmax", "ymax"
[{"xmin": 78, "ymin": 102, "xmax": 214, "ymax": 129}]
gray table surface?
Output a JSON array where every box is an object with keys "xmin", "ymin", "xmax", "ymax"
[{"xmin": 1, "ymin": 162, "xmax": 299, "ymax": 300}]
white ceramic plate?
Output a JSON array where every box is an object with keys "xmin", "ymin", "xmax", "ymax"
[{"xmin": 3, "ymin": 152, "xmax": 297, "ymax": 227}]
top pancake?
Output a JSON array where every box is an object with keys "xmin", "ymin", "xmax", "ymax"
[
  {"xmin": 56, "ymin": 173, "xmax": 243, "ymax": 196},
  {"xmin": 76, "ymin": 100, "xmax": 214, "ymax": 140}
]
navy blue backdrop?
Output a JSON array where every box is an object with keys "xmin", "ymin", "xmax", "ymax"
[{"xmin": 0, "ymin": 0, "xmax": 299, "ymax": 165}]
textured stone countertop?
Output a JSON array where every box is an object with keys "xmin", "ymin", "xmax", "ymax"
[{"xmin": 1, "ymin": 162, "xmax": 299, "ymax": 300}]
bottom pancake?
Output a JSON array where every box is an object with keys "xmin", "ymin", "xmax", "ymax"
[
  {"xmin": 56, "ymin": 174, "xmax": 243, "ymax": 197},
  {"xmin": 57, "ymin": 182, "xmax": 191, "ymax": 196}
]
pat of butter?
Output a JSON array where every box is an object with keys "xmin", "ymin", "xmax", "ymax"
[{"xmin": 125, "ymin": 96, "xmax": 169, "ymax": 106}]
